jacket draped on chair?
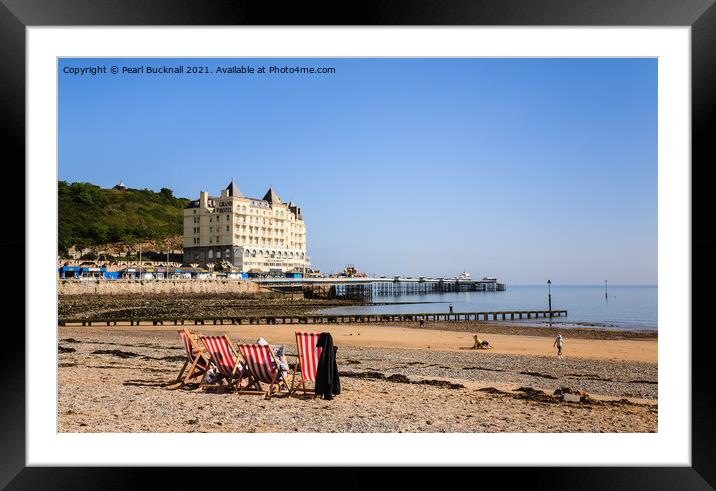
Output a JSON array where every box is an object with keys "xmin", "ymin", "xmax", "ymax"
[{"xmin": 314, "ymin": 332, "xmax": 341, "ymax": 400}]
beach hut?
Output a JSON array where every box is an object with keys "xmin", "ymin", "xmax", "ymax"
[
  {"xmin": 169, "ymin": 268, "xmax": 192, "ymax": 279},
  {"xmin": 118, "ymin": 268, "xmax": 139, "ymax": 279},
  {"xmin": 58, "ymin": 265, "xmax": 81, "ymax": 279},
  {"xmin": 79, "ymin": 266, "xmax": 105, "ymax": 279},
  {"xmin": 223, "ymin": 271, "xmax": 242, "ymax": 279}
]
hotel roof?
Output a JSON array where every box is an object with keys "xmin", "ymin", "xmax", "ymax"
[
  {"xmin": 262, "ymin": 186, "xmax": 281, "ymax": 204},
  {"xmin": 226, "ymin": 180, "xmax": 242, "ymax": 197}
]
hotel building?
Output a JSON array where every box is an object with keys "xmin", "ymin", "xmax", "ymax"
[{"xmin": 183, "ymin": 181, "xmax": 309, "ymax": 274}]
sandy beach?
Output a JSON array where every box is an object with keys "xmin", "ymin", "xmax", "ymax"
[{"xmin": 58, "ymin": 321, "xmax": 657, "ymax": 433}]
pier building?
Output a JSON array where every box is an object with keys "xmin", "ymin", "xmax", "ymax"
[{"xmin": 182, "ymin": 181, "xmax": 309, "ymax": 274}]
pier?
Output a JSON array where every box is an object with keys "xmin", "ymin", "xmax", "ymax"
[
  {"xmin": 59, "ymin": 309, "xmax": 567, "ymax": 327},
  {"xmin": 256, "ymin": 277, "xmax": 507, "ymax": 300}
]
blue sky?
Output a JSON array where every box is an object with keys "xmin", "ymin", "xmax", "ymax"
[{"xmin": 58, "ymin": 58, "xmax": 657, "ymax": 284}]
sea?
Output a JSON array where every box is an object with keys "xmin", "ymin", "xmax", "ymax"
[{"xmin": 314, "ymin": 284, "xmax": 657, "ymax": 331}]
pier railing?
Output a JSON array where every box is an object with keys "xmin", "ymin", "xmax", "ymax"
[
  {"xmin": 330, "ymin": 281, "xmax": 506, "ymax": 299},
  {"xmin": 59, "ymin": 309, "xmax": 567, "ymax": 327},
  {"xmin": 262, "ymin": 278, "xmax": 508, "ymax": 299}
]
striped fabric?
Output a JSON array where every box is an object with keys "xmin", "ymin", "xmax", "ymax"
[
  {"xmin": 238, "ymin": 344, "xmax": 280, "ymax": 384},
  {"xmin": 201, "ymin": 335, "xmax": 241, "ymax": 379},
  {"xmin": 178, "ymin": 330, "xmax": 207, "ymax": 370},
  {"xmin": 295, "ymin": 332, "xmax": 322, "ymax": 382}
]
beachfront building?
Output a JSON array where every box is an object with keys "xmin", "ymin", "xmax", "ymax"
[{"xmin": 182, "ymin": 181, "xmax": 310, "ymax": 274}]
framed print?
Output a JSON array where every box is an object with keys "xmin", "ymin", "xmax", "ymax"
[{"xmin": 2, "ymin": 0, "xmax": 714, "ymax": 488}]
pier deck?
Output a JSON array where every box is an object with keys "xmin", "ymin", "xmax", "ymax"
[
  {"xmin": 59, "ymin": 309, "xmax": 568, "ymax": 327},
  {"xmin": 259, "ymin": 277, "xmax": 507, "ymax": 299}
]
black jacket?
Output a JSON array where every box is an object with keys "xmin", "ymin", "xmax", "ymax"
[{"xmin": 314, "ymin": 332, "xmax": 341, "ymax": 400}]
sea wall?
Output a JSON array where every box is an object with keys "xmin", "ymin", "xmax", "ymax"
[{"xmin": 58, "ymin": 279, "xmax": 266, "ymax": 296}]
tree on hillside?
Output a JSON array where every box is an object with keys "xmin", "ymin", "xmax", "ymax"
[{"xmin": 58, "ymin": 180, "xmax": 189, "ymax": 252}]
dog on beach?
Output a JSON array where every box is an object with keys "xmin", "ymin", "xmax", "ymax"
[{"xmin": 472, "ymin": 334, "xmax": 492, "ymax": 350}]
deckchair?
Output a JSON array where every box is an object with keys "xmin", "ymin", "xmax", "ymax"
[
  {"xmin": 199, "ymin": 335, "xmax": 250, "ymax": 390},
  {"xmin": 289, "ymin": 331, "xmax": 322, "ymax": 396},
  {"xmin": 168, "ymin": 328, "xmax": 212, "ymax": 390},
  {"xmin": 236, "ymin": 343, "xmax": 290, "ymax": 399}
]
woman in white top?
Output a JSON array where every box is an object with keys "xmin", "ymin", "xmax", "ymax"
[
  {"xmin": 256, "ymin": 337, "xmax": 289, "ymax": 372},
  {"xmin": 553, "ymin": 334, "xmax": 564, "ymax": 359}
]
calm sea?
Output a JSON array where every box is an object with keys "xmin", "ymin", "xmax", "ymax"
[{"xmin": 314, "ymin": 284, "xmax": 657, "ymax": 331}]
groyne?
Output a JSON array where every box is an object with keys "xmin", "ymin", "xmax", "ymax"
[{"xmin": 59, "ymin": 309, "xmax": 568, "ymax": 326}]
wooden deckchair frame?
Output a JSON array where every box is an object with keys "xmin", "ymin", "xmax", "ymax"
[
  {"xmin": 289, "ymin": 331, "xmax": 321, "ymax": 397},
  {"xmin": 199, "ymin": 335, "xmax": 254, "ymax": 391},
  {"xmin": 167, "ymin": 328, "xmax": 212, "ymax": 390},
  {"xmin": 236, "ymin": 343, "xmax": 290, "ymax": 399}
]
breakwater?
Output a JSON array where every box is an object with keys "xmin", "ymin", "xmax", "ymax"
[{"xmin": 59, "ymin": 309, "xmax": 567, "ymax": 326}]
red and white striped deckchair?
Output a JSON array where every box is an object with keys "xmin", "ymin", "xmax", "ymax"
[
  {"xmin": 290, "ymin": 331, "xmax": 322, "ymax": 396},
  {"xmin": 236, "ymin": 343, "xmax": 289, "ymax": 398},
  {"xmin": 168, "ymin": 328, "xmax": 212, "ymax": 390},
  {"xmin": 199, "ymin": 335, "xmax": 248, "ymax": 390}
]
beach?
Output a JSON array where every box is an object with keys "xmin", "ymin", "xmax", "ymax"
[{"xmin": 58, "ymin": 321, "xmax": 657, "ymax": 433}]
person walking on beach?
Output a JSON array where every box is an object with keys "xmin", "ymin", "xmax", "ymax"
[
  {"xmin": 553, "ymin": 334, "xmax": 565, "ymax": 359},
  {"xmin": 449, "ymin": 303, "xmax": 454, "ymax": 314}
]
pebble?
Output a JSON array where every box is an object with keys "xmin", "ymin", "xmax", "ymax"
[{"xmin": 57, "ymin": 327, "xmax": 658, "ymax": 433}]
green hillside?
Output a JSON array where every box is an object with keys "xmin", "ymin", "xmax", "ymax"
[{"xmin": 58, "ymin": 181, "xmax": 190, "ymax": 253}]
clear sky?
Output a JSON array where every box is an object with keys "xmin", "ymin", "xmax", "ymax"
[{"xmin": 58, "ymin": 58, "xmax": 657, "ymax": 284}]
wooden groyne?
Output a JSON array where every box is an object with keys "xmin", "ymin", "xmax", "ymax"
[{"xmin": 59, "ymin": 309, "xmax": 567, "ymax": 327}]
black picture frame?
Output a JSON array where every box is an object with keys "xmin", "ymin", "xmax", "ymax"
[{"xmin": 2, "ymin": 0, "xmax": 713, "ymax": 488}]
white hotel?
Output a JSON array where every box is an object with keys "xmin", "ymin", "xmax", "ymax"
[{"xmin": 183, "ymin": 181, "xmax": 309, "ymax": 274}]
